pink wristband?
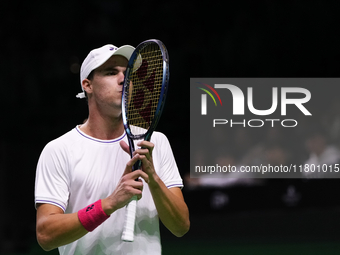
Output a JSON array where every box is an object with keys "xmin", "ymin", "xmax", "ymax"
[{"xmin": 78, "ymin": 199, "xmax": 110, "ymax": 232}]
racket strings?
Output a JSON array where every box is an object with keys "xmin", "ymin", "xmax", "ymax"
[{"xmin": 125, "ymin": 44, "xmax": 164, "ymax": 134}]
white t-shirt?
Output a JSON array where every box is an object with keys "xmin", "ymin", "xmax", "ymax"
[{"xmin": 35, "ymin": 126, "xmax": 183, "ymax": 255}]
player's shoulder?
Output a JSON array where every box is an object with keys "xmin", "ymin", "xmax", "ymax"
[
  {"xmin": 43, "ymin": 127, "xmax": 79, "ymax": 153},
  {"xmin": 150, "ymin": 131, "xmax": 171, "ymax": 147},
  {"xmin": 151, "ymin": 130, "xmax": 164, "ymax": 136},
  {"xmin": 151, "ymin": 130, "xmax": 167, "ymax": 140}
]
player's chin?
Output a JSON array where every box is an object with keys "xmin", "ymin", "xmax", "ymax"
[
  {"xmin": 109, "ymin": 97, "xmax": 122, "ymax": 106},
  {"xmin": 111, "ymin": 102, "xmax": 122, "ymax": 111},
  {"xmin": 105, "ymin": 100, "xmax": 122, "ymax": 112}
]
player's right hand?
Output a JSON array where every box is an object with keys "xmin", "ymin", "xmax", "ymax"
[{"xmin": 101, "ymin": 154, "xmax": 149, "ymax": 215}]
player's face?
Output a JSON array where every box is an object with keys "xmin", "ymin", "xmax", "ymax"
[{"xmin": 90, "ymin": 55, "xmax": 128, "ymax": 112}]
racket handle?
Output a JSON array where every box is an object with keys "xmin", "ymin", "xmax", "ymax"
[
  {"xmin": 122, "ymin": 195, "xmax": 138, "ymax": 242},
  {"xmin": 133, "ymin": 159, "xmax": 142, "ymax": 172}
]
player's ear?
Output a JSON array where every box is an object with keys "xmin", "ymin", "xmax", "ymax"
[{"xmin": 82, "ymin": 79, "xmax": 92, "ymax": 96}]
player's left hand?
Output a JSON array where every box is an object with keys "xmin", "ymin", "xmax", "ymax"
[{"xmin": 119, "ymin": 140, "xmax": 156, "ymax": 179}]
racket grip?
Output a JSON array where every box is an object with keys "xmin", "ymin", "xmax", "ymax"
[
  {"xmin": 122, "ymin": 195, "xmax": 138, "ymax": 242},
  {"xmin": 133, "ymin": 159, "xmax": 142, "ymax": 172}
]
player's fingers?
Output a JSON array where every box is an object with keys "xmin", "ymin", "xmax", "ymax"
[
  {"xmin": 119, "ymin": 140, "xmax": 130, "ymax": 155},
  {"xmin": 130, "ymin": 169, "xmax": 149, "ymax": 183},
  {"xmin": 122, "ymin": 154, "xmax": 140, "ymax": 176},
  {"xmin": 122, "ymin": 178, "xmax": 144, "ymax": 194},
  {"xmin": 135, "ymin": 180, "xmax": 143, "ymax": 200},
  {"xmin": 133, "ymin": 148, "xmax": 151, "ymax": 161},
  {"xmin": 139, "ymin": 155, "xmax": 153, "ymax": 169},
  {"xmin": 136, "ymin": 142, "xmax": 154, "ymax": 161},
  {"xmin": 137, "ymin": 141, "xmax": 154, "ymax": 155},
  {"xmin": 132, "ymin": 179, "xmax": 144, "ymax": 191}
]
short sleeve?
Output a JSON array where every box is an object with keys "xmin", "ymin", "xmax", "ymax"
[
  {"xmin": 152, "ymin": 132, "xmax": 183, "ymax": 189},
  {"xmin": 34, "ymin": 140, "xmax": 70, "ymax": 211}
]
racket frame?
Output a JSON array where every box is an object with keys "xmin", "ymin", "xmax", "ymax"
[
  {"xmin": 122, "ymin": 39, "xmax": 170, "ymax": 146},
  {"xmin": 121, "ymin": 39, "xmax": 170, "ymax": 242}
]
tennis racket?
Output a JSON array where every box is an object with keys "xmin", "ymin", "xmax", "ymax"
[{"xmin": 121, "ymin": 39, "xmax": 170, "ymax": 242}]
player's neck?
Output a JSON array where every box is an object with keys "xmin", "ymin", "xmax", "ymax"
[{"xmin": 80, "ymin": 113, "xmax": 124, "ymax": 140}]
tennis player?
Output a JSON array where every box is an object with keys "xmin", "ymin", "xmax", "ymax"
[{"xmin": 34, "ymin": 44, "xmax": 190, "ymax": 254}]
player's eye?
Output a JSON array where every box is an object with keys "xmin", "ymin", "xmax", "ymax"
[{"xmin": 107, "ymin": 70, "xmax": 117, "ymax": 75}]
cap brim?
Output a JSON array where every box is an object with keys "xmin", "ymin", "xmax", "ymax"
[{"xmin": 113, "ymin": 45, "xmax": 135, "ymax": 61}]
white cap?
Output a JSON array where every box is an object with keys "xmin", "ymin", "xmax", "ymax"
[{"xmin": 76, "ymin": 44, "xmax": 135, "ymax": 99}]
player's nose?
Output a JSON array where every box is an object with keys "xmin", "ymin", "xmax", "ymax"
[{"xmin": 118, "ymin": 71, "xmax": 125, "ymax": 85}]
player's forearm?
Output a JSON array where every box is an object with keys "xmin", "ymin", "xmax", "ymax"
[
  {"xmin": 148, "ymin": 175, "xmax": 190, "ymax": 237},
  {"xmin": 36, "ymin": 212, "xmax": 88, "ymax": 251}
]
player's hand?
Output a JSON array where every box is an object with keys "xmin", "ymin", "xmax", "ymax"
[
  {"xmin": 120, "ymin": 140, "xmax": 157, "ymax": 178},
  {"xmin": 102, "ymin": 154, "xmax": 148, "ymax": 215},
  {"xmin": 135, "ymin": 141, "xmax": 156, "ymax": 177}
]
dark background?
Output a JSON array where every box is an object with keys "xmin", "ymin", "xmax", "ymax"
[{"xmin": 1, "ymin": 1, "xmax": 340, "ymax": 254}]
